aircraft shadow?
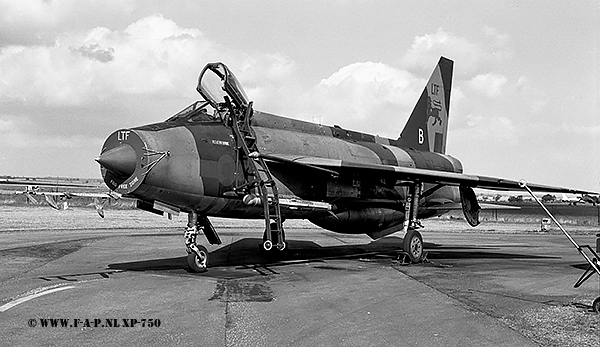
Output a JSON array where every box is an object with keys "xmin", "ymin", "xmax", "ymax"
[{"xmin": 107, "ymin": 236, "xmax": 556, "ymax": 278}]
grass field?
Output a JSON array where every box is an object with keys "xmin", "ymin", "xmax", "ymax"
[
  {"xmin": 2, "ymin": 175, "xmax": 599, "ymax": 230},
  {"xmin": 445, "ymin": 202, "xmax": 600, "ymax": 227}
]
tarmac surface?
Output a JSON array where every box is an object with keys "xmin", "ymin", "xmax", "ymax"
[{"xmin": 1, "ymin": 217, "xmax": 599, "ymax": 346}]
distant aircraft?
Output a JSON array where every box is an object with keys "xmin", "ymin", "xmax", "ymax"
[
  {"xmin": 579, "ymin": 194, "xmax": 600, "ymax": 206},
  {"xmin": 560, "ymin": 193, "xmax": 580, "ymax": 205},
  {"xmin": 0, "ymin": 178, "xmax": 113, "ymax": 217},
  {"xmin": 94, "ymin": 57, "xmax": 598, "ymax": 272}
]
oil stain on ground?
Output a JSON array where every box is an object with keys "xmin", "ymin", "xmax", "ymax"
[
  {"xmin": 209, "ymin": 279, "xmax": 274, "ymax": 302},
  {"xmin": 0, "ymin": 239, "xmax": 94, "ymax": 260}
]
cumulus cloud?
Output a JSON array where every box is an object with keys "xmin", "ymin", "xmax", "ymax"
[
  {"xmin": 0, "ymin": 14, "xmax": 299, "ymax": 108},
  {"xmin": 482, "ymin": 26, "xmax": 514, "ymax": 61},
  {"xmin": 237, "ymin": 53, "xmax": 300, "ymax": 114},
  {"xmin": 515, "ymin": 75, "xmax": 548, "ymax": 113},
  {"xmin": 0, "ymin": 0, "xmax": 135, "ymax": 46},
  {"xmin": 69, "ymin": 43, "xmax": 115, "ymax": 62},
  {"xmin": 123, "ymin": 14, "xmax": 201, "ymax": 40},
  {"xmin": 483, "ymin": 26, "xmax": 509, "ymax": 45},
  {"xmin": 295, "ymin": 62, "xmax": 424, "ymax": 137},
  {"xmin": 401, "ymin": 28, "xmax": 483, "ymax": 74},
  {"xmin": 0, "ymin": 13, "xmax": 301, "ymax": 171},
  {"xmin": 0, "ymin": 11, "xmax": 303, "ymax": 177},
  {"xmin": 0, "ymin": 15, "xmax": 198, "ymax": 106},
  {"xmin": 453, "ymin": 114, "xmax": 520, "ymax": 144},
  {"xmin": 0, "ymin": 0, "xmax": 60, "ymax": 45},
  {"xmin": 469, "ymin": 73, "xmax": 509, "ymax": 97},
  {"xmin": 400, "ymin": 27, "xmax": 513, "ymax": 76}
]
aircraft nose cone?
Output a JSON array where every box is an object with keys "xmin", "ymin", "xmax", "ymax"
[{"xmin": 95, "ymin": 144, "xmax": 137, "ymax": 177}]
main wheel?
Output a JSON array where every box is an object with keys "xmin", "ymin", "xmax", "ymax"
[
  {"xmin": 403, "ymin": 229, "xmax": 424, "ymax": 263},
  {"xmin": 187, "ymin": 245, "xmax": 209, "ymax": 273},
  {"xmin": 593, "ymin": 297, "xmax": 600, "ymax": 313}
]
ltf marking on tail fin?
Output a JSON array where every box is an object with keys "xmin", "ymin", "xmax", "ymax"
[{"xmin": 399, "ymin": 57, "xmax": 454, "ymax": 154}]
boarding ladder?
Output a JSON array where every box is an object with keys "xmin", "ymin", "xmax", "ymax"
[
  {"xmin": 228, "ymin": 100, "xmax": 284, "ymax": 250},
  {"xmin": 520, "ymin": 180, "xmax": 600, "ymax": 312}
]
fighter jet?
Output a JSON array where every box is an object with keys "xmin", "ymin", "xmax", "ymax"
[{"xmin": 96, "ymin": 57, "xmax": 597, "ymax": 272}]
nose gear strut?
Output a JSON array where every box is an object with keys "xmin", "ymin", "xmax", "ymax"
[{"xmin": 185, "ymin": 211, "xmax": 221, "ymax": 273}]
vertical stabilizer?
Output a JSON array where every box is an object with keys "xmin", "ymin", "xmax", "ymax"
[{"xmin": 399, "ymin": 57, "xmax": 453, "ymax": 153}]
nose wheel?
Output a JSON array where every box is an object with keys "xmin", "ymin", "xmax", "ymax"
[{"xmin": 187, "ymin": 245, "xmax": 208, "ymax": 273}]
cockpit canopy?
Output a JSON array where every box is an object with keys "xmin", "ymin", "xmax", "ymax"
[
  {"xmin": 196, "ymin": 62, "xmax": 249, "ymax": 109},
  {"xmin": 165, "ymin": 100, "xmax": 219, "ymax": 123},
  {"xmin": 166, "ymin": 62, "xmax": 251, "ymax": 124}
]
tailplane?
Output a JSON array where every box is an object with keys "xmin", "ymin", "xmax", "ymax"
[{"xmin": 398, "ymin": 57, "xmax": 453, "ymax": 153}]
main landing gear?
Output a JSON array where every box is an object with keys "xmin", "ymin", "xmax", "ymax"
[
  {"xmin": 185, "ymin": 212, "xmax": 222, "ymax": 273},
  {"xmin": 402, "ymin": 183, "xmax": 425, "ymax": 263}
]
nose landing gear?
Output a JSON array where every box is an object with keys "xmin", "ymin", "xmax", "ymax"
[
  {"xmin": 185, "ymin": 225, "xmax": 209, "ymax": 273},
  {"xmin": 184, "ymin": 211, "xmax": 222, "ymax": 273}
]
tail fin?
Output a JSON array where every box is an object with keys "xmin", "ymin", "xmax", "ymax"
[{"xmin": 399, "ymin": 57, "xmax": 453, "ymax": 153}]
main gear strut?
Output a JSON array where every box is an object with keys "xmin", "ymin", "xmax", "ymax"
[{"xmin": 401, "ymin": 182, "xmax": 425, "ymax": 263}]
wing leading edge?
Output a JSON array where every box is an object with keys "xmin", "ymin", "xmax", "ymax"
[{"xmin": 260, "ymin": 153, "xmax": 597, "ymax": 195}]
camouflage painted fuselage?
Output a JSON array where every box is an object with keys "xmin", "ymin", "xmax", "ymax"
[{"xmin": 100, "ymin": 110, "xmax": 461, "ymax": 233}]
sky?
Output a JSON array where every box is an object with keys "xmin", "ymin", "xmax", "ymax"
[{"xmin": 0, "ymin": 0, "xmax": 598, "ymax": 192}]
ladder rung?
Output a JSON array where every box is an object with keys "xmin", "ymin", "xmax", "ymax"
[{"xmin": 230, "ymin": 108, "xmax": 283, "ymax": 238}]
